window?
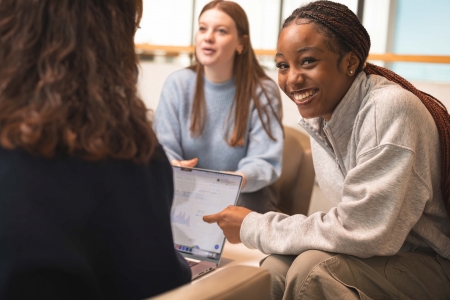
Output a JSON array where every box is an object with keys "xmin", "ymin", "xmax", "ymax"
[
  {"xmin": 135, "ymin": 1, "xmax": 194, "ymax": 46},
  {"xmin": 136, "ymin": 0, "xmax": 450, "ymax": 83},
  {"xmin": 390, "ymin": 0, "xmax": 450, "ymax": 82}
]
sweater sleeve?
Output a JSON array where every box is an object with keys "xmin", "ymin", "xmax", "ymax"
[
  {"xmin": 241, "ymin": 144, "xmax": 430, "ymax": 257},
  {"xmin": 153, "ymin": 73, "xmax": 185, "ymax": 162},
  {"xmin": 237, "ymin": 80, "xmax": 284, "ymax": 193}
]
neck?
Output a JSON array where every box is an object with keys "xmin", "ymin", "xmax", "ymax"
[{"xmin": 204, "ymin": 63, "xmax": 233, "ymax": 83}]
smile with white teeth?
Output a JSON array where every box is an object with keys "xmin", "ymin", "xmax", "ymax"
[{"xmin": 293, "ymin": 89, "xmax": 317, "ymax": 103}]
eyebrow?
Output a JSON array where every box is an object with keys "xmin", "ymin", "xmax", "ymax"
[
  {"xmin": 198, "ymin": 22, "xmax": 230, "ymax": 28},
  {"xmin": 276, "ymin": 46, "xmax": 324, "ymax": 57}
]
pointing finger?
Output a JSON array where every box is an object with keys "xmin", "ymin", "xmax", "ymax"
[{"xmin": 203, "ymin": 212, "xmax": 221, "ymax": 223}]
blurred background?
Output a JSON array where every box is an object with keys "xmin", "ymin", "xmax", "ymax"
[{"xmin": 135, "ymin": 0, "xmax": 450, "ymax": 215}]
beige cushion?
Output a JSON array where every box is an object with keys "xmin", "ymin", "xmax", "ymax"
[{"xmin": 147, "ymin": 265, "xmax": 271, "ymax": 300}]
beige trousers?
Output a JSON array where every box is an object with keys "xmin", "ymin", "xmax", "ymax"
[{"xmin": 260, "ymin": 249, "xmax": 450, "ymax": 300}]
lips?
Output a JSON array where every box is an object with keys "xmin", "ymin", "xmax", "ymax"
[
  {"xmin": 291, "ymin": 89, "xmax": 318, "ymax": 105},
  {"xmin": 201, "ymin": 47, "xmax": 215, "ymax": 55}
]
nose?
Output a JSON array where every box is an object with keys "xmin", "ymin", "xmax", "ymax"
[
  {"xmin": 285, "ymin": 67, "xmax": 305, "ymax": 89},
  {"xmin": 204, "ymin": 29, "xmax": 214, "ymax": 43}
]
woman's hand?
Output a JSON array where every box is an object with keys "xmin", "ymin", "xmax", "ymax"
[
  {"xmin": 171, "ymin": 158, "xmax": 198, "ymax": 168},
  {"xmin": 203, "ymin": 206, "xmax": 252, "ymax": 244}
]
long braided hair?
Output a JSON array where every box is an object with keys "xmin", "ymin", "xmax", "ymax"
[{"xmin": 284, "ymin": 0, "xmax": 450, "ymax": 218}]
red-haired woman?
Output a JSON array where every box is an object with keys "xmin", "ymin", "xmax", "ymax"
[
  {"xmin": 0, "ymin": 0, "xmax": 190, "ymax": 299},
  {"xmin": 154, "ymin": 0, "xmax": 284, "ymax": 214},
  {"xmin": 204, "ymin": 1, "xmax": 450, "ymax": 299}
]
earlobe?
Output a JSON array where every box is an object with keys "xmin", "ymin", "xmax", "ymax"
[
  {"xmin": 237, "ymin": 35, "xmax": 248, "ymax": 55},
  {"xmin": 236, "ymin": 43, "xmax": 245, "ymax": 55},
  {"xmin": 347, "ymin": 52, "xmax": 360, "ymax": 76}
]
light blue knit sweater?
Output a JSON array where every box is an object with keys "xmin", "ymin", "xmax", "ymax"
[{"xmin": 153, "ymin": 68, "xmax": 283, "ymax": 193}]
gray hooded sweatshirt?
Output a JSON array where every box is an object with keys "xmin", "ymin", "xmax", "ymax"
[{"xmin": 240, "ymin": 72, "xmax": 450, "ymax": 259}]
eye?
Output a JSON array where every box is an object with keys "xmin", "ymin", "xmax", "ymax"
[
  {"xmin": 276, "ymin": 62, "xmax": 289, "ymax": 69},
  {"xmin": 302, "ymin": 57, "xmax": 316, "ymax": 65},
  {"xmin": 217, "ymin": 28, "xmax": 227, "ymax": 34},
  {"xmin": 198, "ymin": 26, "xmax": 206, "ymax": 32}
]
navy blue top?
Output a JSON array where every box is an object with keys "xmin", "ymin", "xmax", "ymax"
[{"xmin": 0, "ymin": 145, "xmax": 191, "ymax": 300}]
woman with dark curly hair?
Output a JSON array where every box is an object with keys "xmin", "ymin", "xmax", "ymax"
[
  {"xmin": 0, "ymin": 0, "xmax": 190, "ymax": 299},
  {"xmin": 204, "ymin": 1, "xmax": 450, "ymax": 299}
]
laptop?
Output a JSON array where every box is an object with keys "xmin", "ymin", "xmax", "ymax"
[{"xmin": 170, "ymin": 166, "xmax": 243, "ymax": 280}]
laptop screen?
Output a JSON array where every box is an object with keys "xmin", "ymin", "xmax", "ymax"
[{"xmin": 170, "ymin": 166, "xmax": 242, "ymax": 262}]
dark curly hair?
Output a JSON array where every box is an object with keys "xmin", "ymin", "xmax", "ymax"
[
  {"xmin": 0, "ymin": 0, "xmax": 158, "ymax": 163},
  {"xmin": 284, "ymin": 0, "xmax": 450, "ymax": 217}
]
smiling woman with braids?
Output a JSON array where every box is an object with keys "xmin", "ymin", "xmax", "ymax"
[
  {"xmin": 203, "ymin": 1, "xmax": 450, "ymax": 299},
  {"xmin": 0, "ymin": 0, "xmax": 191, "ymax": 299}
]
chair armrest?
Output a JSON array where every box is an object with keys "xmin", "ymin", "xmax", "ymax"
[
  {"xmin": 147, "ymin": 265, "xmax": 271, "ymax": 300},
  {"xmin": 275, "ymin": 126, "xmax": 315, "ymax": 215}
]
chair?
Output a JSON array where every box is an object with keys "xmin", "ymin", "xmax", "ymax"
[
  {"xmin": 146, "ymin": 265, "xmax": 271, "ymax": 300},
  {"xmin": 272, "ymin": 126, "xmax": 315, "ymax": 215}
]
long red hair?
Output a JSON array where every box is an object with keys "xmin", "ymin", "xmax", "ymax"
[{"xmin": 189, "ymin": 0, "xmax": 282, "ymax": 146}]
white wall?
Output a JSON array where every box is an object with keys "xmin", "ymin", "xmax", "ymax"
[{"xmin": 138, "ymin": 61, "xmax": 450, "ymax": 215}]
